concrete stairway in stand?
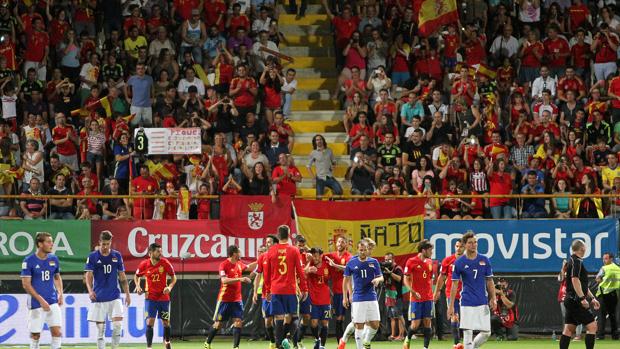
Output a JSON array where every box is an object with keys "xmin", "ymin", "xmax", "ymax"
[{"xmin": 277, "ymin": 3, "xmax": 351, "ymax": 196}]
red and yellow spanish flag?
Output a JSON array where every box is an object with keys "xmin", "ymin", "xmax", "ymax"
[
  {"xmin": 178, "ymin": 188, "xmax": 191, "ymax": 215},
  {"xmin": 293, "ymin": 199, "xmax": 425, "ymax": 265},
  {"xmin": 417, "ymin": 0, "xmax": 459, "ymax": 37}
]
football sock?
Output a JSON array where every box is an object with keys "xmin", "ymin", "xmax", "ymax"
[
  {"xmin": 206, "ymin": 327, "xmax": 217, "ymax": 344},
  {"xmin": 288, "ymin": 321, "xmax": 298, "ymax": 345},
  {"xmin": 406, "ymin": 327, "xmax": 415, "ymax": 341},
  {"xmin": 96, "ymin": 322, "xmax": 106, "ymax": 349},
  {"xmin": 473, "ymin": 331, "xmax": 490, "ymax": 348},
  {"xmin": 112, "ymin": 321, "xmax": 122, "ymax": 349},
  {"xmin": 335, "ymin": 320, "xmax": 344, "ymax": 341},
  {"xmin": 451, "ymin": 322, "xmax": 461, "ymax": 344},
  {"xmin": 146, "ymin": 326, "xmax": 154, "ymax": 347},
  {"xmin": 267, "ymin": 326, "xmax": 276, "ymax": 343},
  {"xmin": 29, "ymin": 339, "xmax": 39, "ymax": 349},
  {"xmin": 363, "ymin": 325, "xmax": 377, "ymax": 344},
  {"xmin": 164, "ymin": 326, "xmax": 172, "ymax": 349},
  {"xmin": 559, "ymin": 334, "xmax": 571, "ymax": 349},
  {"xmin": 354, "ymin": 328, "xmax": 364, "ymax": 349},
  {"xmin": 463, "ymin": 330, "xmax": 473, "ymax": 349},
  {"xmin": 585, "ymin": 333, "xmax": 595, "ymax": 349},
  {"xmin": 233, "ymin": 327, "xmax": 241, "ymax": 348},
  {"xmin": 299, "ymin": 323, "xmax": 307, "ymax": 341},
  {"xmin": 343, "ymin": 322, "xmax": 356, "ymax": 342},
  {"xmin": 51, "ymin": 336, "xmax": 61, "ymax": 349},
  {"xmin": 311, "ymin": 326, "xmax": 319, "ymax": 339},
  {"xmin": 423, "ymin": 327, "xmax": 432, "ymax": 348},
  {"xmin": 275, "ymin": 320, "xmax": 285, "ymax": 347},
  {"xmin": 320, "ymin": 326, "xmax": 328, "ymax": 346}
]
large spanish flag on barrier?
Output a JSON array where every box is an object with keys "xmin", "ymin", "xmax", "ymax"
[
  {"xmin": 294, "ymin": 199, "xmax": 424, "ymax": 265},
  {"xmin": 417, "ymin": 0, "xmax": 459, "ymax": 37}
]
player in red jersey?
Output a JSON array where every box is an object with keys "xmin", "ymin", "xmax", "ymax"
[
  {"xmin": 293, "ymin": 235, "xmax": 312, "ymax": 349},
  {"xmin": 434, "ymin": 239, "xmax": 466, "ymax": 348},
  {"xmin": 263, "ymin": 225, "xmax": 308, "ymax": 349},
  {"xmin": 204, "ymin": 245, "xmax": 257, "ymax": 349},
  {"xmin": 253, "ymin": 235, "xmax": 279, "ymax": 349},
  {"xmin": 403, "ymin": 240, "xmax": 434, "ymax": 349},
  {"xmin": 134, "ymin": 243, "xmax": 177, "ymax": 349},
  {"xmin": 306, "ymin": 247, "xmax": 332, "ymax": 348},
  {"xmin": 324, "ymin": 235, "xmax": 352, "ymax": 343}
]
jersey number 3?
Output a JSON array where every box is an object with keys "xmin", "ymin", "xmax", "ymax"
[{"xmin": 278, "ymin": 256, "xmax": 287, "ymax": 275}]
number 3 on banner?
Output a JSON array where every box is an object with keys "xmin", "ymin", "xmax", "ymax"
[{"xmin": 278, "ymin": 256, "xmax": 287, "ymax": 275}]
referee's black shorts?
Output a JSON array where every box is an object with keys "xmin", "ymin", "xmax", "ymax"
[{"xmin": 563, "ymin": 298, "xmax": 596, "ymax": 326}]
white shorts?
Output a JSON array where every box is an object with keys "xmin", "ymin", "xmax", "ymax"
[
  {"xmin": 460, "ymin": 305, "xmax": 491, "ymax": 332},
  {"xmin": 29, "ymin": 303, "xmax": 62, "ymax": 333},
  {"xmin": 351, "ymin": 301, "xmax": 380, "ymax": 323},
  {"xmin": 88, "ymin": 299, "xmax": 124, "ymax": 322}
]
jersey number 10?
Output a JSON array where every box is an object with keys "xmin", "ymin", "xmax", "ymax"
[{"xmin": 103, "ymin": 265, "xmax": 112, "ymax": 274}]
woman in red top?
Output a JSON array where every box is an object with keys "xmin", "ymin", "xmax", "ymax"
[
  {"xmin": 563, "ymin": 130, "xmax": 584, "ymax": 160},
  {"xmin": 47, "ymin": 7, "xmax": 70, "ymax": 48},
  {"xmin": 344, "ymin": 92, "xmax": 368, "ymax": 134},
  {"xmin": 123, "ymin": 5, "xmax": 146, "ymax": 36},
  {"xmin": 374, "ymin": 113, "xmax": 399, "ymax": 145},
  {"xmin": 551, "ymin": 155, "xmax": 574, "ymax": 189},
  {"xmin": 211, "ymin": 134, "xmax": 232, "ymax": 190},
  {"xmin": 509, "ymin": 92, "xmax": 530, "ymax": 128},
  {"xmin": 487, "ymin": 158, "xmax": 514, "ymax": 219},
  {"xmin": 197, "ymin": 183, "xmax": 212, "ymax": 219},
  {"xmin": 259, "ymin": 68, "xmax": 284, "ymax": 125},
  {"xmin": 440, "ymin": 179, "xmax": 461, "ymax": 219},
  {"xmin": 349, "ymin": 111, "xmax": 374, "ymax": 149}
]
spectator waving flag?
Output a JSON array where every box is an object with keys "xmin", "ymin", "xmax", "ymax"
[{"xmin": 416, "ymin": 0, "xmax": 459, "ymax": 37}]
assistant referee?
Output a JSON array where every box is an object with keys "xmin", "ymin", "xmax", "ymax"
[{"xmin": 559, "ymin": 240, "xmax": 601, "ymax": 349}]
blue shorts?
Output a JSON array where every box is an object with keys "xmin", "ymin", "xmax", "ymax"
[
  {"xmin": 213, "ymin": 301, "xmax": 243, "ymax": 322},
  {"xmin": 145, "ymin": 300, "xmax": 170, "ymax": 320},
  {"xmin": 310, "ymin": 304, "xmax": 332, "ymax": 320},
  {"xmin": 271, "ymin": 294, "xmax": 298, "ymax": 316},
  {"xmin": 332, "ymin": 293, "xmax": 345, "ymax": 317},
  {"xmin": 392, "ymin": 71, "xmax": 411, "ymax": 86},
  {"xmin": 409, "ymin": 300, "xmax": 433, "ymax": 321},
  {"xmin": 299, "ymin": 297, "xmax": 311, "ymax": 315},
  {"xmin": 262, "ymin": 299, "xmax": 274, "ymax": 317},
  {"xmin": 447, "ymin": 298, "xmax": 461, "ymax": 320}
]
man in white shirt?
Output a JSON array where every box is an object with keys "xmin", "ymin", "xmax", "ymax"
[
  {"xmin": 490, "ymin": 25, "xmax": 519, "ymax": 61},
  {"xmin": 281, "ymin": 69, "xmax": 297, "ymax": 117},
  {"xmin": 79, "ymin": 53, "xmax": 100, "ymax": 91},
  {"xmin": 251, "ymin": 31, "xmax": 279, "ymax": 73},
  {"xmin": 251, "ymin": 7, "xmax": 271, "ymax": 35},
  {"xmin": 177, "ymin": 67, "xmax": 205, "ymax": 100},
  {"xmin": 531, "ymin": 66, "xmax": 557, "ymax": 101}
]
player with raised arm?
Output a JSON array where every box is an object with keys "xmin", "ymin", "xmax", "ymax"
[
  {"xmin": 403, "ymin": 239, "xmax": 435, "ymax": 349},
  {"xmin": 559, "ymin": 239, "xmax": 600, "ymax": 349},
  {"xmin": 343, "ymin": 239, "xmax": 384, "ymax": 349},
  {"xmin": 338, "ymin": 237, "xmax": 376, "ymax": 349},
  {"xmin": 306, "ymin": 247, "xmax": 332, "ymax": 349},
  {"xmin": 434, "ymin": 239, "xmax": 465, "ymax": 348},
  {"xmin": 324, "ymin": 235, "xmax": 352, "ymax": 344},
  {"xmin": 263, "ymin": 225, "xmax": 309, "ymax": 349},
  {"xmin": 85, "ymin": 231, "xmax": 131, "ymax": 349},
  {"xmin": 205, "ymin": 245, "xmax": 258, "ymax": 349},
  {"xmin": 254, "ymin": 234, "xmax": 279, "ymax": 349},
  {"xmin": 447, "ymin": 232, "xmax": 496, "ymax": 349},
  {"xmin": 134, "ymin": 243, "xmax": 177, "ymax": 349},
  {"xmin": 21, "ymin": 232, "xmax": 64, "ymax": 349}
]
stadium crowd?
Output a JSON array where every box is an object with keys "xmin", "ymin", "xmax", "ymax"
[{"xmin": 2, "ymin": 0, "xmax": 620, "ymax": 220}]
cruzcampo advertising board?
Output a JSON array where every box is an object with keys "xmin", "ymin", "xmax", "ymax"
[{"xmin": 0, "ymin": 221, "xmax": 92, "ymax": 273}]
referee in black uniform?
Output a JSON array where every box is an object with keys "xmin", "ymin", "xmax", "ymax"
[{"xmin": 560, "ymin": 240, "xmax": 601, "ymax": 349}]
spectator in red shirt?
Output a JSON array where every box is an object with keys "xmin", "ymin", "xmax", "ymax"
[
  {"xmin": 349, "ymin": 111, "xmax": 374, "ymax": 149},
  {"xmin": 487, "ymin": 158, "xmax": 514, "ymax": 219},
  {"xmin": 340, "ymin": 66, "xmax": 367, "ymax": 104},
  {"xmin": 324, "ymin": 2, "xmax": 360, "ymax": 70},
  {"xmin": 131, "ymin": 164, "xmax": 160, "ymax": 220},
  {"xmin": 557, "ymin": 67, "xmax": 586, "ymax": 102},
  {"xmin": 23, "ymin": 17, "xmax": 49, "ymax": 81},
  {"xmin": 568, "ymin": 0, "xmax": 589, "ymax": 33},
  {"xmin": 76, "ymin": 177, "xmax": 101, "ymax": 220},
  {"xmin": 543, "ymin": 24, "xmax": 570, "ymax": 78},
  {"xmin": 518, "ymin": 30, "xmax": 544, "ymax": 84},
  {"xmin": 608, "ymin": 73, "xmax": 620, "ymax": 125},
  {"xmin": 226, "ymin": 3, "xmax": 251, "ymax": 36},
  {"xmin": 52, "ymin": 113, "xmax": 78, "ymax": 171},
  {"xmin": 229, "ymin": 64, "xmax": 258, "ymax": 119},
  {"xmin": 592, "ymin": 23, "xmax": 619, "ymax": 81},
  {"xmin": 268, "ymin": 111, "xmax": 295, "ymax": 152},
  {"xmin": 173, "ymin": 0, "xmax": 203, "ymax": 22},
  {"xmin": 571, "ymin": 29, "xmax": 591, "ymax": 82},
  {"xmin": 123, "ymin": 5, "xmax": 146, "ymax": 37},
  {"xmin": 272, "ymin": 153, "xmax": 302, "ymax": 197}
]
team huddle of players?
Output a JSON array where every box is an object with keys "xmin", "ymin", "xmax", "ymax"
[{"xmin": 20, "ymin": 228, "xmax": 500, "ymax": 349}]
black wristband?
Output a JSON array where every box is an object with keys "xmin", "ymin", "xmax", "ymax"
[{"xmin": 579, "ymin": 296, "xmax": 586, "ymax": 301}]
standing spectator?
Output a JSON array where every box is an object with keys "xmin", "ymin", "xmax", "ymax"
[
  {"xmin": 268, "ymin": 111, "xmax": 294, "ymax": 152},
  {"xmin": 113, "ymin": 133, "xmax": 132, "ymax": 191},
  {"xmin": 281, "ymin": 68, "xmax": 297, "ymax": 118},
  {"xmin": 20, "ymin": 177, "xmax": 46, "ymax": 219},
  {"xmin": 272, "ymin": 153, "xmax": 302, "ymax": 197},
  {"xmin": 131, "ymin": 164, "xmax": 159, "ymax": 219},
  {"xmin": 383, "ymin": 252, "xmax": 405, "ymax": 341},
  {"xmin": 592, "ymin": 23, "xmax": 619, "ymax": 81},
  {"xmin": 323, "ymin": 2, "xmax": 360, "ymax": 71},
  {"xmin": 264, "ymin": 130, "xmax": 288, "ymax": 168},
  {"xmin": 519, "ymin": 30, "xmax": 544, "ymax": 85},
  {"xmin": 543, "ymin": 24, "xmax": 570, "ymax": 79},
  {"xmin": 47, "ymin": 173, "xmax": 74, "ymax": 219},
  {"xmin": 51, "ymin": 113, "xmax": 78, "ymax": 171},
  {"xmin": 521, "ymin": 170, "xmax": 547, "ymax": 218},
  {"xmin": 21, "ymin": 140, "xmax": 44, "ymax": 190},
  {"xmin": 125, "ymin": 63, "xmax": 154, "ymax": 127},
  {"xmin": 181, "ymin": 9, "xmax": 207, "ymax": 64},
  {"xmin": 487, "ymin": 159, "xmax": 514, "ymax": 218},
  {"xmin": 86, "ymin": 119, "xmax": 105, "ymax": 185},
  {"xmin": 366, "ymin": 29, "xmax": 387, "ymax": 74},
  {"xmin": 307, "ymin": 134, "xmax": 343, "ymax": 197},
  {"xmin": 243, "ymin": 162, "xmax": 272, "ymax": 195},
  {"xmin": 229, "ymin": 64, "xmax": 258, "ymax": 119},
  {"xmin": 490, "ymin": 25, "xmax": 519, "ymax": 62},
  {"xmin": 23, "ymin": 18, "xmax": 49, "ymax": 81},
  {"xmin": 260, "ymin": 66, "xmax": 284, "ymax": 125}
]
